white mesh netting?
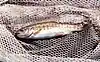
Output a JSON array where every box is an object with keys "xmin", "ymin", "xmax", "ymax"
[{"xmin": 0, "ymin": 0, "xmax": 100, "ymax": 62}]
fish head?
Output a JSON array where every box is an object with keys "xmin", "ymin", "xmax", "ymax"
[{"xmin": 16, "ymin": 27, "xmax": 39, "ymax": 38}]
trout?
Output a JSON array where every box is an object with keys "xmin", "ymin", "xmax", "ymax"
[{"xmin": 15, "ymin": 21, "xmax": 84, "ymax": 40}]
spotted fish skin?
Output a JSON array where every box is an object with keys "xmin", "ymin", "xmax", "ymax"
[{"xmin": 15, "ymin": 21, "xmax": 83, "ymax": 40}]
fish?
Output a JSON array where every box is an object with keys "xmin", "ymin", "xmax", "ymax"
[{"xmin": 15, "ymin": 21, "xmax": 84, "ymax": 40}]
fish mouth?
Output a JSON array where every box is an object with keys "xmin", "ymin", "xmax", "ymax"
[{"xmin": 15, "ymin": 21, "xmax": 89, "ymax": 40}]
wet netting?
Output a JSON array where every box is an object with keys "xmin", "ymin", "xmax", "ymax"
[{"xmin": 0, "ymin": 0, "xmax": 100, "ymax": 62}]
